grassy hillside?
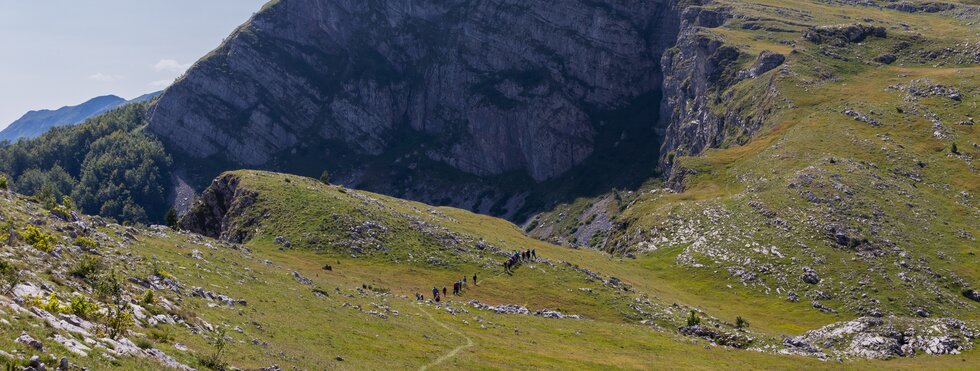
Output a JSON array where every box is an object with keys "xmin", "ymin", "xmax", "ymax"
[
  {"xmin": 528, "ymin": 0, "xmax": 980, "ymax": 328},
  {"xmin": 0, "ymin": 170, "xmax": 976, "ymax": 369},
  {"xmin": 0, "ymin": 0, "xmax": 976, "ymax": 369}
]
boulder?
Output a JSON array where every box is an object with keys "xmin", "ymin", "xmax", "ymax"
[
  {"xmin": 802, "ymin": 267, "xmax": 821, "ymax": 284},
  {"xmin": 16, "ymin": 332, "xmax": 43, "ymax": 351},
  {"xmin": 738, "ymin": 51, "xmax": 786, "ymax": 79}
]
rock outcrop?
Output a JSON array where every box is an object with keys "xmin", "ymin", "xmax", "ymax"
[
  {"xmin": 179, "ymin": 173, "xmax": 259, "ymax": 242},
  {"xmin": 658, "ymin": 4, "xmax": 782, "ymax": 173},
  {"xmin": 149, "ymin": 0, "xmax": 679, "ymax": 183}
]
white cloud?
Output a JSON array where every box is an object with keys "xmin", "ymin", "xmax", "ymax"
[
  {"xmin": 88, "ymin": 73, "xmax": 124, "ymax": 82},
  {"xmin": 148, "ymin": 79, "xmax": 173, "ymax": 89},
  {"xmin": 153, "ymin": 59, "xmax": 192, "ymax": 73}
]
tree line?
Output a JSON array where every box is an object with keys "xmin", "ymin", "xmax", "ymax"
[{"xmin": 0, "ymin": 103, "xmax": 173, "ymax": 224}]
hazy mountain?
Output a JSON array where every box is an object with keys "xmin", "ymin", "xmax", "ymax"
[{"xmin": 0, "ymin": 91, "xmax": 161, "ymax": 142}]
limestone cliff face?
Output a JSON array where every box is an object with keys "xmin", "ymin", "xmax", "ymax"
[
  {"xmin": 179, "ymin": 173, "xmax": 259, "ymax": 242},
  {"xmin": 658, "ymin": 5, "xmax": 784, "ymax": 178},
  {"xmin": 149, "ymin": 0, "xmax": 676, "ymax": 182}
]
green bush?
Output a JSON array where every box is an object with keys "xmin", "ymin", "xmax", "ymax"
[
  {"xmin": 0, "ymin": 174, "xmax": 7, "ymax": 190},
  {"xmin": 686, "ymin": 310, "xmax": 701, "ymax": 327},
  {"xmin": 142, "ymin": 289, "xmax": 156, "ymax": 305},
  {"xmin": 0, "ymin": 260, "xmax": 19, "ymax": 294},
  {"xmin": 736, "ymin": 316, "xmax": 749, "ymax": 329},
  {"xmin": 70, "ymin": 255, "xmax": 104, "ymax": 280},
  {"xmin": 22, "ymin": 225, "xmax": 55, "ymax": 252},
  {"xmin": 164, "ymin": 208, "xmax": 178, "ymax": 229},
  {"xmin": 69, "ymin": 295, "xmax": 100, "ymax": 319},
  {"xmin": 95, "ymin": 270, "xmax": 131, "ymax": 339},
  {"xmin": 39, "ymin": 293, "xmax": 69, "ymax": 314},
  {"xmin": 61, "ymin": 195, "xmax": 76, "ymax": 211},
  {"xmin": 74, "ymin": 236, "xmax": 98, "ymax": 249},
  {"xmin": 148, "ymin": 327, "xmax": 175, "ymax": 344},
  {"xmin": 134, "ymin": 337, "xmax": 154, "ymax": 350},
  {"xmin": 198, "ymin": 328, "xmax": 229, "ymax": 370},
  {"xmin": 0, "ymin": 221, "xmax": 11, "ymax": 246},
  {"xmin": 319, "ymin": 170, "xmax": 330, "ymax": 184}
]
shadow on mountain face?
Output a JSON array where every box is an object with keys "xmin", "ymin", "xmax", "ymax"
[{"xmin": 170, "ymin": 89, "xmax": 663, "ymax": 224}]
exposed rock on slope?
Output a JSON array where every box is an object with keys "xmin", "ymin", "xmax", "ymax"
[
  {"xmin": 658, "ymin": 5, "xmax": 783, "ymax": 171},
  {"xmin": 149, "ymin": 0, "xmax": 679, "ymax": 182},
  {"xmin": 179, "ymin": 173, "xmax": 259, "ymax": 242}
]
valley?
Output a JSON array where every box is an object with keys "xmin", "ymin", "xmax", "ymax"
[{"xmin": 0, "ymin": 0, "xmax": 977, "ymax": 369}]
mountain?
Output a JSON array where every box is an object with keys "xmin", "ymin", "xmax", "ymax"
[
  {"xmin": 0, "ymin": 92, "xmax": 162, "ymax": 143},
  {"xmin": 0, "ymin": 0, "xmax": 976, "ymax": 367},
  {"xmin": 148, "ymin": 0, "xmax": 683, "ymax": 219},
  {"xmin": 149, "ymin": 0, "xmax": 978, "ymax": 363}
]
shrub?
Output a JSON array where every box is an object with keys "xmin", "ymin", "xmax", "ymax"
[
  {"xmin": 40, "ymin": 293, "xmax": 68, "ymax": 314},
  {"xmin": 148, "ymin": 327, "xmax": 175, "ymax": 344},
  {"xmin": 39, "ymin": 186, "xmax": 58, "ymax": 210},
  {"xmin": 198, "ymin": 328, "xmax": 228, "ymax": 370},
  {"xmin": 164, "ymin": 208, "xmax": 178, "ymax": 230},
  {"xmin": 0, "ymin": 175, "xmax": 7, "ymax": 190},
  {"xmin": 686, "ymin": 310, "xmax": 701, "ymax": 327},
  {"xmin": 319, "ymin": 170, "xmax": 330, "ymax": 184},
  {"xmin": 134, "ymin": 337, "xmax": 154, "ymax": 350},
  {"xmin": 736, "ymin": 316, "xmax": 749, "ymax": 329},
  {"xmin": 61, "ymin": 195, "xmax": 76, "ymax": 211},
  {"xmin": 95, "ymin": 270, "xmax": 131, "ymax": 339},
  {"xmin": 22, "ymin": 225, "xmax": 55, "ymax": 252},
  {"xmin": 68, "ymin": 295, "xmax": 100, "ymax": 319},
  {"xmin": 74, "ymin": 236, "xmax": 98, "ymax": 249},
  {"xmin": 142, "ymin": 289, "xmax": 156, "ymax": 305},
  {"xmin": 151, "ymin": 262, "xmax": 174, "ymax": 280},
  {"xmin": 70, "ymin": 255, "xmax": 104, "ymax": 280},
  {"xmin": 0, "ymin": 221, "xmax": 11, "ymax": 246},
  {"xmin": 0, "ymin": 260, "xmax": 19, "ymax": 294}
]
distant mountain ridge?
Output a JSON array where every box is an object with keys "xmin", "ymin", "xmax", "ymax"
[{"xmin": 0, "ymin": 91, "xmax": 161, "ymax": 142}]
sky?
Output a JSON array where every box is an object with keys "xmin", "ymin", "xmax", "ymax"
[{"xmin": 0, "ymin": 0, "xmax": 269, "ymax": 129}]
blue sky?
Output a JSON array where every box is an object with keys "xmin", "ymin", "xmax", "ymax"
[{"xmin": 0, "ymin": 0, "xmax": 268, "ymax": 128}]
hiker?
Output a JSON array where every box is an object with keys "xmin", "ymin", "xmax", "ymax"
[
  {"xmin": 532, "ymin": 249, "xmax": 536, "ymax": 259},
  {"xmin": 443, "ymin": 287, "xmax": 448, "ymax": 296},
  {"xmin": 433, "ymin": 287, "xmax": 438, "ymax": 298},
  {"xmin": 473, "ymin": 274, "xmax": 477, "ymax": 285}
]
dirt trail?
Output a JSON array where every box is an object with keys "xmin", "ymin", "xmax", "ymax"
[{"xmin": 418, "ymin": 306, "xmax": 474, "ymax": 370}]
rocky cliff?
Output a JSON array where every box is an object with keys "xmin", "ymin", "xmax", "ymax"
[
  {"xmin": 179, "ymin": 172, "xmax": 259, "ymax": 242},
  {"xmin": 149, "ymin": 0, "xmax": 787, "ymax": 219},
  {"xmin": 658, "ymin": 5, "xmax": 785, "ymax": 180},
  {"xmin": 150, "ymin": 0, "xmax": 678, "ymax": 183}
]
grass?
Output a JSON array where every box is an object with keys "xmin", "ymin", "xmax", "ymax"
[{"xmin": 2, "ymin": 0, "xmax": 979, "ymax": 368}]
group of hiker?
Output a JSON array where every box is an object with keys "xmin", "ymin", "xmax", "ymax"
[
  {"xmin": 418, "ymin": 273, "xmax": 478, "ymax": 302},
  {"xmin": 504, "ymin": 249, "xmax": 536, "ymax": 272},
  {"xmin": 414, "ymin": 248, "xmax": 539, "ymax": 302}
]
